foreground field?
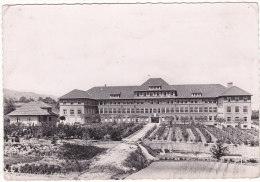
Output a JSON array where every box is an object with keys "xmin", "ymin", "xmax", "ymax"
[{"xmin": 126, "ymin": 161, "xmax": 260, "ymax": 179}]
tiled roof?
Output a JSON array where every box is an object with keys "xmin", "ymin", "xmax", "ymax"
[
  {"xmin": 219, "ymin": 86, "xmax": 252, "ymax": 96},
  {"xmin": 59, "ymin": 89, "xmax": 93, "ymax": 99},
  {"xmin": 136, "ymin": 78, "xmax": 176, "ymax": 91},
  {"xmin": 173, "ymin": 84, "xmax": 227, "ymax": 98},
  {"xmin": 87, "ymin": 86, "xmax": 138, "ymax": 100},
  {"xmin": 59, "ymin": 78, "xmax": 251, "ymax": 100},
  {"xmin": 8, "ymin": 101, "xmax": 55, "ymax": 116}
]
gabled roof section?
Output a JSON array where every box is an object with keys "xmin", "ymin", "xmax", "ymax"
[
  {"xmin": 8, "ymin": 101, "xmax": 55, "ymax": 116},
  {"xmin": 173, "ymin": 84, "xmax": 226, "ymax": 98},
  {"xmin": 87, "ymin": 86, "xmax": 139, "ymax": 100},
  {"xmin": 59, "ymin": 89, "xmax": 93, "ymax": 99},
  {"xmin": 136, "ymin": 78, "xmax": 176, "ymax": 91},
  {"xmin": 219, "ymin": 86, "xmax": 252, "ymax": 97}
]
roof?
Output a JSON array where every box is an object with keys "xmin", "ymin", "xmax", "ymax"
[
  {"xmin": 8, "ymin": 101, "xmax": 56, "ymax": 116},
  {"xmin": 59, "ymin": 78, "xmax": 251, "ymax": 100},
  {"xmin": 219, "ymin": 86, "xmax": 252, "ymax": 96},
  {"xmin": 136, "ymin": 78, "xmax": 176, "ymax": 91},
  {"xmin": 87, "ymin": 86, "xmax": 138, "ymax": 100},
  {"xmin": 173, "ymin": 84, "xmax": 227, "ymax": 98},
  {"xmin": 59, "ymin": 89, "xmax": 93, "ymax": 99}
]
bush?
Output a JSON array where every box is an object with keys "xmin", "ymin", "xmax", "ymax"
[
  {"xmin": 124, "ymin": 146, "xmax": 150, "ymax": 171},
  {"xmin": 14, "ymin": 136, "xmax": 20, "ymax": 142},
  {"xmin": 58, "ymin": 143, "xmax": 105, "ymax": 160}
]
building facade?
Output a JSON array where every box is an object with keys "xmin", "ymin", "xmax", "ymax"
[
  {"xmin": 59, "ymin": 78, "xmax": 252, "ymax": 128},
  {"xmin": 8, "ymin": 101, "xmax": 58, "ymax": 126}
]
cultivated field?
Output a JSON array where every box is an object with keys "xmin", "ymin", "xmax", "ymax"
[
  {"xmin": 143, "ymin": 123, "xmax": 259, "ymax": 146},
  {"xmin": 126, "ymin": 161, "xmax": 260, "ymax": 179}
]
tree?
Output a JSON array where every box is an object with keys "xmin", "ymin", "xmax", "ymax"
[
  {"xmin": 60, "ymin": 116, "xmax": 66, "ymax": 122},
  {"xmin": 19, "ymin": 96, "xmax": 30, "ymax": 103},
  {"xmin": 38, "ymin": 97, "xmax": 43, "ymax": 101},
  {"xmin": 210, "ymin": 142, "xmax": 229, "ymax": 160},
  {"xmin": 4, "ymin": 98, "xmax": 16, "ymax": 115}
]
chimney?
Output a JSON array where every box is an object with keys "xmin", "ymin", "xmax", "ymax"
[
  {"xmin": 105, "ymin": 84, "xmax": 107, "ymax": 87},
  {"xmin": 227, "ymin": 82, "xmax": 233, "ymax": 88}
]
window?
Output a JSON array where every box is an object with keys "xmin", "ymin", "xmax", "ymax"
[
  {"xmin": 136, "ymin": 108, "xmax": 140, "ymax": 113},
  {"xmin": 190, "ymin": 116, "xmax": 193, "ymax": 120},
  {"xmin": 227, "ymin": 117, "xmax": 231, "ymax": 121},
  {"xmin": 78, "ymin": 109, "xmax": 82, "ymax": 114},
  {"xmin": 141, "ymin": 108, "xmax": 144, "ymax": 113},
  {"xmin": 70, "ymin": 109, "xmax": 74, "ymax": 115},
  {"xmin": 209, "ymin": 116, "xmax": 212, "ymax": 121},
  {"xmin": 244, "ymin": 117, "xmax": 247, "ymax": 121},
  {"xmin": 213, "ymin": 107, "xmax": 217, "ymax": 112},
  {"xmin": 63, "ymin": 109, "xmax": 67, "ymax": 115},
  {"xmin": 162, "ymin": 108, "xmax": 165, "ymax": 113},
  {"xmin": 109, "ymin": 108, "xmax": 113, "ymax": 114},
  {"xmin": 171, "ymin": 107, "xmax": 175, "ymax": 113},
  {"xmin": 180, "ymin": 107, "xmax": 184, "ymax": 113},
  {"xmin": 235, "ymin": 97, "xmax": 239, "ymax": 102},
  {"xmin": 145, "ymin": 108, "xmax": 149, "ymax": 113},
  {"xmin": 235, "ymin": 117, "xmax": 239, "ymax": 121},
  {"xmin": 78, "ymin": 101, "xmax": 81, "ymax": 104},
  {"xmin": 199, "ymin": 107, "xmax": 203, "ymax": 113},
  {"xmin": 228, "ymin": 97, "xmax": 231, "ymax": 102},
  {"xmin": 131, "ymin": 108, "xmax": 135, "ymax": 113},
  {"xmin": 157, "ymin": 108, "xmax": 161, "ymax": 113},
  {"xmin": 190, "ymin": 107, "xmax": 193, "ymax": 113},
  {"xmin": 226, "ymin": 106, "xmax": 231, "ymax": 113},
  {"xmin": 122, "ymin": 108, "xmax": 126, "ymax": 113},
  {"xmin": 166, "ymin": 108, "xmax": 170, "ymax": 113},
  {"xmin": 99, "ymin": 108, "xmax": 103, "ymax": 114},
  {"xmin": 214, "ymin": 116, "xmax": 217, "ymax": 120},
  {"xmin": 153, "ymin": 108, "xmax": 157, "ymax": 113},
  {"xmin": 235, "ymin": 106, "xmax": 239, "ymax": 113},
  {"xmin": 150, "ymin": 108, "xmax": 153, "ymax": 113},
  {"xmin": 204, "ymin": 107, "xmax": 208, "ymax": 113},
  {"xmin": 244, "ymin": 97, "xmax": 248, "ymax": 102},
  {"xmin": 117, "ymin": 108, "xmax": 121, "ymax": 113},
  {"xmin": 27, "ymin": 117, "xmax": 31, "ymax": 121},
  {"xmin": 209, "ymin": 107, "xmax": 213, "ymax": 112},
  {"xmin": 243, "ymin": 106, "xmax": 248, "ymax": 113},
  {"xmin": 185, "ymin": 107, "xmax": 189, "ymax": 113},
  {"xmin": 194, "ymin": 107, "xmax": 198, "ymax": 113},
  {"xmin": 127, "ymin": 108, "xmax": 131, "ymax": 113},
  {"xmin": 175, "ymin": 107, "xmax": 179, "ymax": 113}
]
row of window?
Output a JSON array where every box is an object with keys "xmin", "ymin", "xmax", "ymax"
[
  {"xmin": 61, "ymin": 100, "xmax": 98, "ymax": 105},
  {"xmin": 102, "ymin": 115, "xmax": 217, "ymax": 121},
  {"xmin": 99, "ymin": 99, "xmax": 217, "ymax": 105},
  {"xmin": 226, "ymin": 106, "xmax": 248, "ymax": 113},
  {"xmin": 227, "ymin": 117, "xmax": 247, "ymax": 122},
  {"xmin": 63, "ymin": 108, "xmax": 98, "ymax": 116},
  {"xmin": 99, "ymin": 107, "xmax": 218, "ymax": 114},
  {"xmin": 135, "ymin": 91, "xmax": 175, "ymax": 97},
  {"xmin": 224, "ymin": 96, "xmax": 250, "ymax": 102}
]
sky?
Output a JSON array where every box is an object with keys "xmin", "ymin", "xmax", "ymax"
[{"xmin": 2, "ymin": 3, "xmax": 259, "ymax": 109}]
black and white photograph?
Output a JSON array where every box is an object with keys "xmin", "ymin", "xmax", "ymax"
[{"xmin": 2, "ymin": 1, "xmax": 260, "ymax": 180}]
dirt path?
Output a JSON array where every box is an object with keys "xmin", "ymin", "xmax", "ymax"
[
  {"xmin": 124, "ymin": 123, "xmax": 156, "ymax": 142},
  {"xmin": 195, "ymin": 128, "xmax": 207, "ymax": 143},
  {"xmin": 167, "ymin": 128, "xmax": 173, "ymax": 141},
  {"xmin": 186, "ymin": 128, "xmax": 196, "ymax": 142}
]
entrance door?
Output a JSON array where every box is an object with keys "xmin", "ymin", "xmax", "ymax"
[{"xmin": 151, "ymin": 117, "xmax": 159, "ymax": 123}]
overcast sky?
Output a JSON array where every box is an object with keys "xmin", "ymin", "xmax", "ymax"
[{"xmin": 3, "ymin": 3, "xmax": 259, "ymax": 109}]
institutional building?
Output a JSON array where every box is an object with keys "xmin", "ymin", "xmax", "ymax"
[{"xmin": 59, "ymin": 78, "xmax": 252, "ymax": 128}]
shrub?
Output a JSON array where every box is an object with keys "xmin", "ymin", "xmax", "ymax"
[
  {"xmin": 58, "ymin": 143, "xmax": 105, "ymax": 160},
  {"xmin": 210, "ymin": 142, "xmax": 229, "ymax": 160},
  {"xmin": 124, "ymin": 146, "xmax": 150, "ymax": 171},
  {"xmin": 14, "ymin": 136, "xmax": 20, "ymax": 142}
]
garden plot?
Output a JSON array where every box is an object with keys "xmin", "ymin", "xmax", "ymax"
[
  {"xmin": 186, "ymin": 129, "xmax": 196, "ymax": 142},
  {"xmin": 195, "ymin": 128, "xmax": 207, "ymax": 143},
  {"xmin": 175, "ymin": 127, "xmax": 184, "ymax": 142}
]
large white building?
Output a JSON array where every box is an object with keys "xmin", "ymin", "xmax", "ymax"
[{"xmin": 59, "ymin": 78, "xmax": 252, "ymax": 128}]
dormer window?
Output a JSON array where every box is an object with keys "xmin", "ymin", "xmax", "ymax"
[
  {"xmin": 191, "ymin": 93, "xmax": 202, "ymax": 97},
  {"xmin": 110, "ymin": 93, "xmax": 121, "ymax": 98},
  {"xmin": 149, "ymin": 86, "xmax": 162, "ymax": 90}
]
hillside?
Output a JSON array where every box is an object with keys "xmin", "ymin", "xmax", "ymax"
[{"xmin": 3, "ymin": 88, "xmax": 58, "ymax": 101}]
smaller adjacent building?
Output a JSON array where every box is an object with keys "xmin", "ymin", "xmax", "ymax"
[{"xmin": 8, "ymin": 101, "xmax": 58, "ymax": 126}]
